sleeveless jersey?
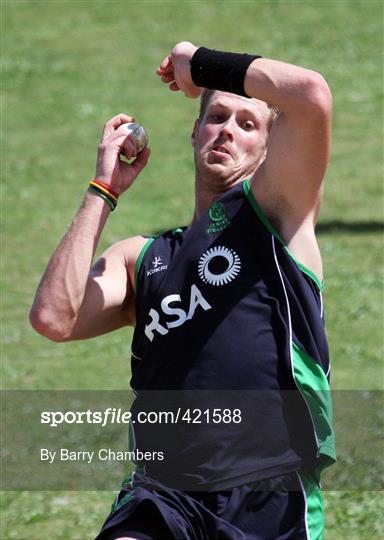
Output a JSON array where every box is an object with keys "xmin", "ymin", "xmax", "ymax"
[{"xmin": 129, "ymin": 180, "xmax": 336, "ymax": 491}]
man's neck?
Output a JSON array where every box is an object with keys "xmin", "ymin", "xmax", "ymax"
[
  {"xmin": 192, "ymin": 182, "xmax": 220, "ymax": 223},
  {"xmin": 192, "ymin": 172, "xmax": 246, "ymax": 224}
]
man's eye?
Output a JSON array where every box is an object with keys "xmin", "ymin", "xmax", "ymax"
[
  {"xmin": 243, "ymin": 120, "xmax": 256, "ymax": 130},
  {"xmin": 209, "ymin": 114, "xmax": 224, "ymax": 123}
]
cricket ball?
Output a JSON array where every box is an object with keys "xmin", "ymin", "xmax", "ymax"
[{"xmin": 121, "ymin": 122, "xmax": 148, "ymax": 153}]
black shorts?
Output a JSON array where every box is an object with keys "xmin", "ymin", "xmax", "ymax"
[{"xmin": 95, "ymin": 470, "xmax": 324, "ymax": 540}]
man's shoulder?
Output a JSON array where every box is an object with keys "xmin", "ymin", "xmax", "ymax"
[
  {"xmin": 117, "ymin": 229, "xmax": 186, "ymax": 277},
  {"xmin": 113, "ymin": 235, "xmax": 149, "ymax": 262},
  {"xmin": 103, "ymin": 236, "xmax": 148, "ymax": 289}
]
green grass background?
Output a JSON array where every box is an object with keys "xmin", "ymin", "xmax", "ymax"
[{"xmin": 1, "ymin": 0, "xmax": 383, "ymax": 538}]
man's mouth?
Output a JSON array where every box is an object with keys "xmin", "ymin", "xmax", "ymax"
[{"xmin": 210, "ymin": 145, "xmax": 233, "ymax": 158}]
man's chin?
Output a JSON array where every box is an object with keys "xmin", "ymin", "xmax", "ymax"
[
  {"xmin": 203, "ymin": 161, "xmax": 232, "ymax": 178},
  {"xmin": 195, "ymin": 156, "xmax": 244, "ymax": 187},
  {"xmin": 199, "ymin": 164, "xmax": 241, "ymax": 190}
]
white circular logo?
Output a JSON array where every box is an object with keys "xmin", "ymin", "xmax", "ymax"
[{"xmin": 198, "ymin": 246, "xmax": 241, "ymax": 286}]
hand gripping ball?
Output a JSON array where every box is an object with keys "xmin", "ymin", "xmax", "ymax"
[{"xmin": 121, "ymin": 123, "xmax": 148, "ymax": 153}]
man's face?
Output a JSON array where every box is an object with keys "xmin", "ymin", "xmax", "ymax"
[{"xmin": 192, "ymin": 91, "xmax": 271, "ymax": 186}]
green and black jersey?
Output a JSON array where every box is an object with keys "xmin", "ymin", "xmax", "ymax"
[{"xmin": 129, "ymin": 179, "xmax": 336, "ymax": 491}]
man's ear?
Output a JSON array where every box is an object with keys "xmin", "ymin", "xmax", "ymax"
[{"xmin": 191, "ymin": 119, "xmax": 199, "ymax": 147}]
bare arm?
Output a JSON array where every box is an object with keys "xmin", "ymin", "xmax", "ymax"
[
  {"xmin": 243, "ymin": 58, "xmax": 332, "ymax": 223},
  {"xmin": 244, "ymin": 57, "xmax": 332, "ymax": 278},
  {"xmin": 30, "ymin": 113, "xmax": 150, "ymax": 342}
]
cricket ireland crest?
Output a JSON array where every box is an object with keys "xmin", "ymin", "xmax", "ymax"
[{"xmin": 206, "ymin": 202, "xmax": 230, "ymax": 234}]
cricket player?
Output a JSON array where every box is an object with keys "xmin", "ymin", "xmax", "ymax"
[{"xmin": 30, "ymin": 41, "xmax": 336, "ymax": 539}]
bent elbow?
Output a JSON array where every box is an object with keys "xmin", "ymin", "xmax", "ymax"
[
  {"xmin": 303, "ymin": 71, "xmax": 333, "ymax": 115},
  {"xmin": 29, "ymin": 307, "xmax": 73, "ymax": 343}
]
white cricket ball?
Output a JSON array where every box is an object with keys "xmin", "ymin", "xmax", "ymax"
[{"xmin": 121, "ymin": 122, "xmax": 148, "ymax": 153}]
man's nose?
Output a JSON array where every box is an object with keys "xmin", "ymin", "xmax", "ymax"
[{"xmin": 219, "ymin": 117, "xmax": 236, "ymax": 140}]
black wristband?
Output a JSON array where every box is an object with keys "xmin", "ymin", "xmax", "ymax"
[{"xmin": 190, "ymin": 47, "xmax": 262, "ymax": 97}]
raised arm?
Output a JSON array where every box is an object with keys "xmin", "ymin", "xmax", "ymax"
[
  {"xmin": 29, "ymin": 114, "xmax": 150, "ymax": 342},
  {"xmin": 157, "ymin": 42, "xmax": 332, "ymax": 279},
  {"xmin": 243, "ymin": 57, "xmax": 332, "ymax": 223},
  {"xmin": 157, "ymin": 42, "xmax": 331, "ymax": 218}
]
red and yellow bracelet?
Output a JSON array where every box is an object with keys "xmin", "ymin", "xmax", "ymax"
[
  {"xmin": 90, "ymin": 179, "xmax": 120, "ymax": 200},
  {"xmin": 88, "ymin": 179, "xmax": 118, "ymax": 211}
]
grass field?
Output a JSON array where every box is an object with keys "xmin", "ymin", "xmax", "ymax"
[{"xmin": 1, "ymin": 0, "xmax": 383, "ymax": 538}]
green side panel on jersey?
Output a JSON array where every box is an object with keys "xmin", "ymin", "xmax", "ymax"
[
  {"xmin": 298, "ymin": 470, "xmax": 325, "ymax": 540},
  {"xmin": 292, "ymin": 342, "xmax": 336, "ymax": 472},
  {"xmin": 134, "ymin": 237, "xmax": 155, "ymax": 291},
  {"xmin": 243, "ymin": 180, "xmax": 324, "ymax": 292},
  {"xmin": 128, "ymin": 418, "xmax": 144, "ymax": 470},
  {"xmin": 128, "ymin": 420, "xmax": 136, "ymax": 453},
  {"xmin": 111, "ymin": 488, "xmax": 134, "ymax": 514},
  {"xmin": 111, "ymin": 472, "xmax": 135, "ymax": 514}
]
